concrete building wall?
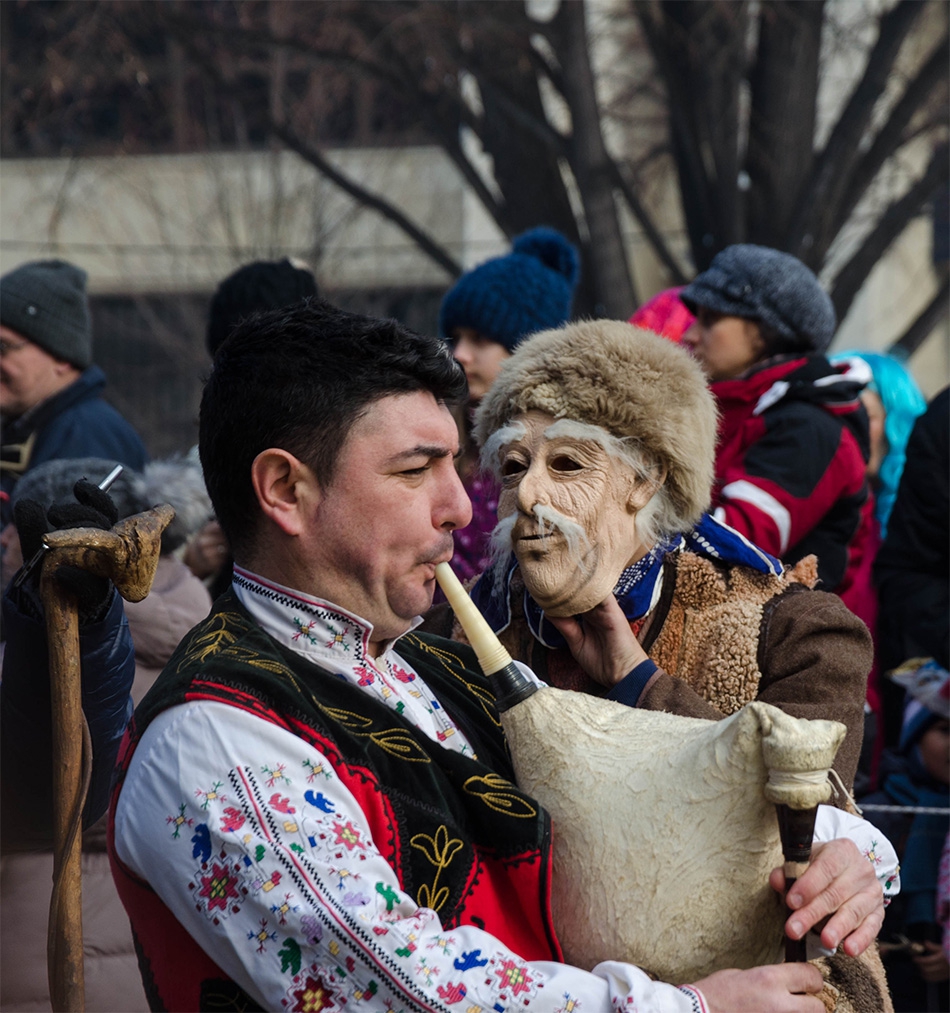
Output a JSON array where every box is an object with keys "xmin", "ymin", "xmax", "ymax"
[
  {"xmin": 1, "ymin": 137, "xmax": 945, "ymax": 397},
  {"xmin": 0, "ymin": 146, "xmax": 504, "ymax": 296}
]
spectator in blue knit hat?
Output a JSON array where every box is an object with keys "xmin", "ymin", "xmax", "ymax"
[
  {"xmin": 679, "ymin": 244, "xmax": 872, "ymax": 596},
  {"xmin": 438, "ymin": 227, "xmax": 580, "ymax": 582},
  {"xmin": 0, "ymin": 259, "xmax": 148, "ymax": 528}
]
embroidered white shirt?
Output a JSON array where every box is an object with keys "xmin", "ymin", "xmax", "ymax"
[{"xmin": 113, "ymin": 569, "xmax": 897, "ymax": 1013}]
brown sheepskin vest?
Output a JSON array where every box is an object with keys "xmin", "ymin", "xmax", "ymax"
[{"xmin": 642, "ymin": 552, "xmax": 819, "ymax": 715}]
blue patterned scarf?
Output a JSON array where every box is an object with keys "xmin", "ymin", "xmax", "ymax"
[{"xmin": 469, "ymin": 513, "xmax": 783, "ymax": 648}]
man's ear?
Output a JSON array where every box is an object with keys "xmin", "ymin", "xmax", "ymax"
[
  {"xmin": 627, "ymin": 463, "xmax": 667, "ymax": 512},
  {"xmin": 251, "ymin": 449, "xmax": 319, "ymax": 537}
]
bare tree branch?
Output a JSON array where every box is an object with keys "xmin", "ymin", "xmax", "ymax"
[
  {"xmin": 822, "ymin": 33, "xmax": 949, "ymax": 255},
  {"xmin": 829, "ymin": 144, "xmax": 949, "ymax": 321},
  {"xmin": 888, "ymin": 272, "xmax": 950, "ymax": 357},
  {"xmin": 555, "ymin": 0, "xmax": 636, "ymax": 313},
  {"xmin": 633, "ymin": 0, "xmax": 751, "ymax": 267},
  {"xmin": 271, "ymin": 122, "xmax": 461, "ymax": 278},
  {"xmin": 611, "ymin": 160, "xmax": 689, "ymax": 285},
  {"xmin": 745, "ymin": 1, "xmax": 824, "ymax": 245},
  {"xmin": 163, "ymin": 17, "xmax": 464, "ymax": 279},
  {"xmin": 787, "ymin": 0, "xmax": 927, "ymax": 262}
]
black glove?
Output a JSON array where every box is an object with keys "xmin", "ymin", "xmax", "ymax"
[{"xmin": 13, "ymin": 479, "xmax": 119, "ymax": 625}]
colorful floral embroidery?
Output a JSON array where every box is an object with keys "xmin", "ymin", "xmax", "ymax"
[
  {"xmin": 493, "ymin": 956, "xmax": 535, "ymax": 996},
  {"xmin": 195, "ymin": 781, "xmax": 226, "ymax": 809},
  {"xmin": 354, "ymin": 665, "xmax": 376, "ymax": 687},
  {"xmin": 167, "ymin": 803, "xmax": 194, "ymax": 839},
  {"xmin": 863, "ymin": 839, "xmax": 883, "ymax": 865},
  {"xmin": 289, "ymin": 973, "xmax": 337, "ymax": 1012},
  {"xmin": 263, "ymin": 762, "xmax": 291, "ymax": 787},
  {"xmin": 220, "ymin": 806, "xmax": 246, "ymax": 833},
  {"xmin": 197, "ymin": 860, "xmax": 242, "ymax": 913},
  {"xmin": 436, "ymin": 980, "xmax": 467, "ymax": 1003},
  {"xmin": 303, "ymin": 758, "xmax": 332, "ymax": 781},
  {"xmin": 324, "ymin": 625, "xmax": 350, "ymax": 652},
  {"xmin": 332, "ymin": 819, "xmax": 364, "ymax": 852},
  {"xmin": 292, "ymin": 618, "xmax": 320, "ymax": 645},
  {"xmin": 248, "ymin": 917, "xmax": 279, "ymax": 953},
  {"xmin": 391, "ymin": 664, "xmax": 415, "ymax": 683},
  {"xmin": 271, "ymin": 894, "xmax": 299, "ymax": 925}
]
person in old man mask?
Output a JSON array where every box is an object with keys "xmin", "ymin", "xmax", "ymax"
[{"xmin": 427, "ymin": 319, "xmax": 873, "ymax": 794}]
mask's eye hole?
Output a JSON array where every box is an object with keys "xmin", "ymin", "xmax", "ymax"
[
  {"xmin": 500, "ymin": 457, "xmax": 527, "ymax": 478},
  {"xmin": 550, "ymin": 455, "xmax": 582, "ymax": 473}
]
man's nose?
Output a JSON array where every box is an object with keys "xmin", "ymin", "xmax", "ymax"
[{"xmin": 438, "ymin": 465, "xmax": 473, "ymax": 531}]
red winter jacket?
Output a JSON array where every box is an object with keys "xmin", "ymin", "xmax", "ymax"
[{"xmin": 710, "ymin": 355, "xmax": 871, "ymax": 593}]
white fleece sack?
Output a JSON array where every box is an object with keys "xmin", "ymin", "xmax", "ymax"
[{"xmin": 501, "ymin": 690, "xmax": 844, "ymax": 983}]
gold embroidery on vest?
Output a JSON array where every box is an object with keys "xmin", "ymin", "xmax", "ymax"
[
  {"xmin": 410, "ymin": 825, "xmax": 464, "ymax": 912},
  {"xmin": 317, "ymin": 706, "xmax": 432, "ymax": 763},
  {"xmin": 404, "ymin": 633, "xmax": 502, "ymax": 730},
  {"xmin": 463, "ymin": 773, "xmax": 537, "ymax": 818},
  {"xmin": 177, "ymin": 611, "xmax": 243, "ymax": 670}
]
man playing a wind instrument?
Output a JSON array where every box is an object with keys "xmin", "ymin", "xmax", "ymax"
[{"xmin": 109, "ymin": 300, "xmax": 894, "ymax": 1013}]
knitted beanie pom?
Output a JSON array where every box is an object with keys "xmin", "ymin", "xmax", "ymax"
[
  {"xmin": 438, "ymin": 226, "xmax": 581, "ymax": 352},
  {"xmin": 512, "ymin": 227, "xmax": 580, "ymax": 289}
]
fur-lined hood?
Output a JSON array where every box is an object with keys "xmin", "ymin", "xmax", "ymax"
[{"xmin": 473, "ymin": 319, "xmax": 718, "ymax": 530}]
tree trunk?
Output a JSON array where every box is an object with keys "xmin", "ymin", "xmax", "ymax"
[
  {"xmin": 746, "ymin": 0, "xmax": 823, "ymax": 246},
  {"xmin": 556, "ymin": 0, "xmax": 636, "ymax": 316}
]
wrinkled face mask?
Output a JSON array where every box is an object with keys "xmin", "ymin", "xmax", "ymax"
[{"xmin": 490, "ymin": 411, "xmax": 658, "ymax": 616}]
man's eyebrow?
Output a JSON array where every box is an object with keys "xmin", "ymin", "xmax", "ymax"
[{"xmin": 384, "ymin": 445, "xmax": 454, "ymax": 466}]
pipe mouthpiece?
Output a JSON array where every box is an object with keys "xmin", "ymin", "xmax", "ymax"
[{"xmin": 435, "ymin": 562, "xmax": 537, "ymax": 712}]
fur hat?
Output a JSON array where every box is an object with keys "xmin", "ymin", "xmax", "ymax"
[
  {"xmin": 0, "ymin": 259, "xmax": 92, "ymax": 368},
  {"xmin": 438, "ymin": 227, "xmax": 580, "ymax": 352},
  {"xmin": 207, "ymin": 258, "xmax": 318, "ymax": 357},
  {"xmin": 680, "ymin": 244, "xmax": 836, "ymax": 354},
  {"xmin": 474, "ymin": 319, "xmax": 718, "ymax": 533}
]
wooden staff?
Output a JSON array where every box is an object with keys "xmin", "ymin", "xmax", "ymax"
[{"xmin": 41, "ymin": 504, "xmax": 173, "ymax": 1011}]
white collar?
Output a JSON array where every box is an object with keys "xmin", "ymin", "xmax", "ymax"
[{"xmin": 231, "ymin": 565, "xmax": 422, "ymax": 670}]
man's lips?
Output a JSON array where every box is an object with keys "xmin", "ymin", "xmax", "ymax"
[{"xmin": 421, "ymin": 543, "xmax": 457, "ymax": 576}]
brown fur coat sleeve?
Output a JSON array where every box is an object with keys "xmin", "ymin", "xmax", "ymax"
[{"xmin": 638, "ymin": 583, "xmax": 871, "ymax": 790}]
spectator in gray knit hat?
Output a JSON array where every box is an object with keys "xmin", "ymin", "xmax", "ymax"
[
  {"xmin": 677, "ymin": 243, "xmax": 872, "ymax": 596},
  {"xmin": 0, "ymin": 259, "xmax": 148, "ymax": 527}
]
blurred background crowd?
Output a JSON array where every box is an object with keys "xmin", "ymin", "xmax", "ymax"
[{"xmin": 1, "ymin": 2, "xmax": 947, "ymax": 1011}]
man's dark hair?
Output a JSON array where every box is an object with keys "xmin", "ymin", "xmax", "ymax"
[{"xmin": 199, "ymin": 299, "xmax": 467, "ymax": 555}]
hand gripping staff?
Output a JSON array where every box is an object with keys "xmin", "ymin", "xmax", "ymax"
[{"xmin": 41, "ymin": 501, "xmax": 174, "ymax": 1012}]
